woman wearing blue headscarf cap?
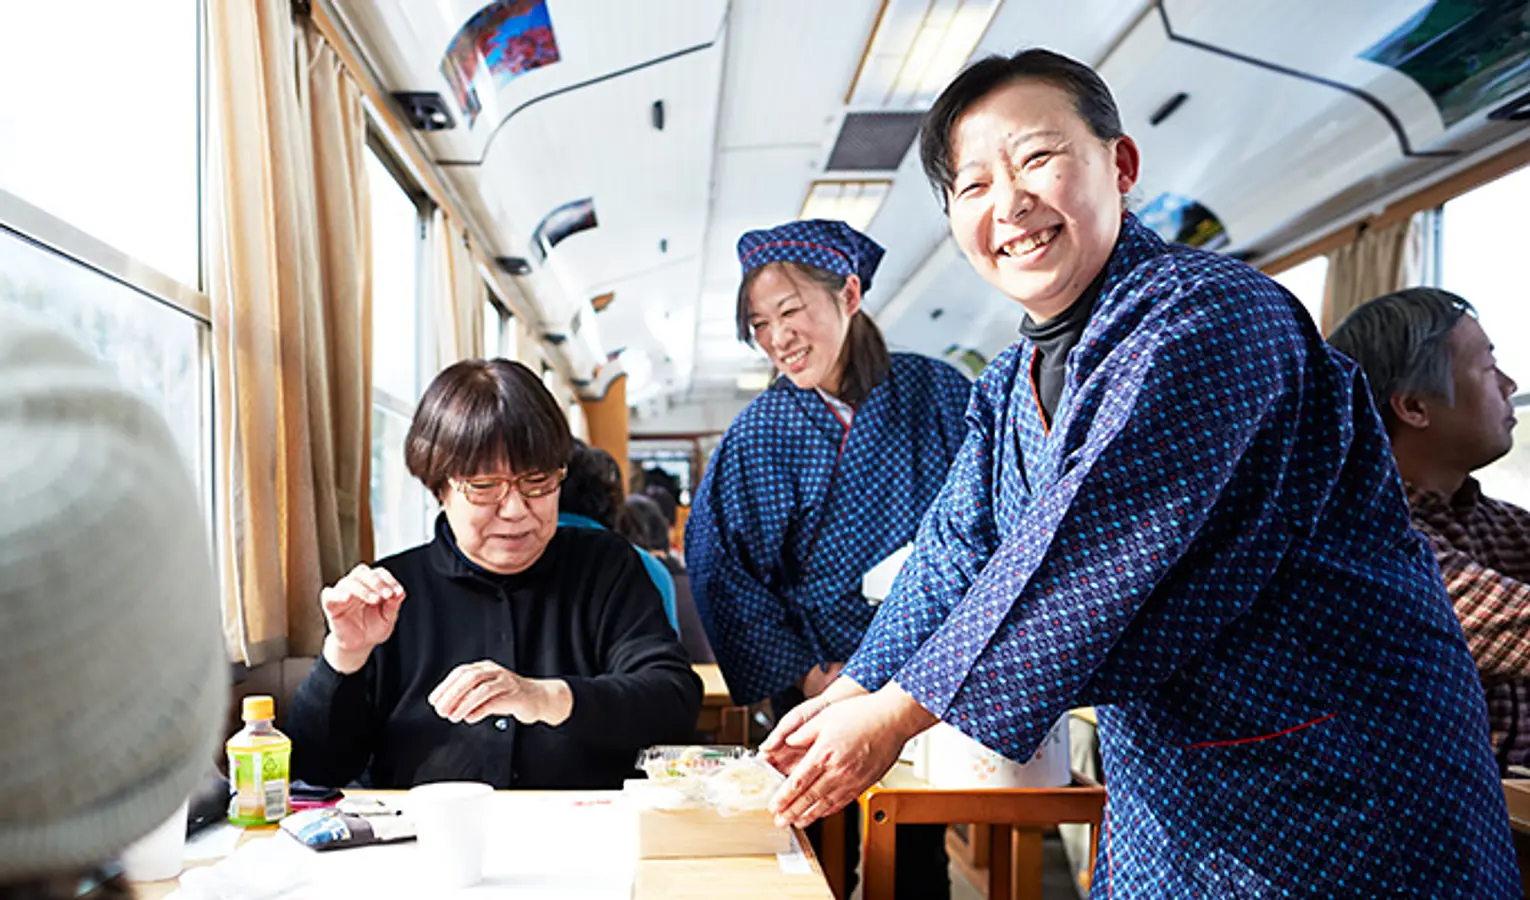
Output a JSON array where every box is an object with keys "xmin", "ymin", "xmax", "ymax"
[{"xmin": 685, "ymin": 218, "xmax": 971, "ymax": 897}]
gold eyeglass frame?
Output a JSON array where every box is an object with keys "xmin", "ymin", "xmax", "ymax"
[{"xmin": 451, "ymin": 466, "xmax": 568, "ymax": 506}]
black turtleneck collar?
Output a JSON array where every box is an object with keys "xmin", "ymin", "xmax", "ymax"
[
  {"xmin": 428, "ymin": 513, "xmax": 557, "ymax": 590},
  {"xmin": 1017, "ymin": 266, "xmax": 1108, "ymax": 425}
]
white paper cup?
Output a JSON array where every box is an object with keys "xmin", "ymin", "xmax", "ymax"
[
  {"xmin": 120, "ymin": 800, "xmax": 188, "ymax": 882},
  {"xmin": 407, "ymin": 781, "xmax": 492, "ymax": 889}
]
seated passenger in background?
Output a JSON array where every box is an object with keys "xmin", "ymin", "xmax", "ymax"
[
  {"xmin": 1330, "ymin": 288, "xmax": 1529, "ymax": 772},
  {"xmin": 640, "ymin": 481, "xmax": 679, "ymax": 545},
  {"xmin": 0, "ymin": 309, "xmax": 226, "ymax": 898},
  {"xmin": 620, "ymin": 494, "xmax": 715, "ymax": 663},
  {"xmin": 557, "ymin": 440, "xmax": 679, "ymax": 630},
  {"xmin": 288, "ymin": 359, "xmax": 700, "ymax": 791}
]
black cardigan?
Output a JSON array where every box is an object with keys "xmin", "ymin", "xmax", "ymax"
[{"xmin": 288, "ymin": 522, "xmax": 702, "ymax": 789}]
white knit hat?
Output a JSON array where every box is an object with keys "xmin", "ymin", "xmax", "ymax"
[{"xmin": 0, "ymin": 307, "xmax": 228, "ymax": 880}]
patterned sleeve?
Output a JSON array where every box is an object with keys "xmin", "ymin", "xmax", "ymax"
[
  {"xmin": 842, "ymin": 364, "xmax": 1002, "ymax": 691},
  {"xmin": 685, "ymin": 426, "xmax": 818, "ymax": 705},
  {"xmin": 890, "ymin": 270, "xmax": 1307, "ymax": 762},
  {"xmin": 1412, "ymin": 518, "xmax": 1530, "ymax": 683}
]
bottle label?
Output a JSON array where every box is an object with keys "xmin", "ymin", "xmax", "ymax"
[{"xmin": 229, "ymin": 746, "xmax": 291, "ymax": 824}]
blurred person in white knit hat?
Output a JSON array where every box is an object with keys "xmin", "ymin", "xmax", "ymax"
[{"xmin": 0, "ymin": 307, "xmax": 228, "ymax": 898}]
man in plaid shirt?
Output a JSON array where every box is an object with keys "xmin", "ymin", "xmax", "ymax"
[{"xmin": 1331, "ymin": 287, "xmax": 1528, "ymax": 772}]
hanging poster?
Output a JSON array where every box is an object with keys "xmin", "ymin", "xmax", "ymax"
[{"xmin": 440, "ymin": 0, "xmax": 562, "ymax": 127}]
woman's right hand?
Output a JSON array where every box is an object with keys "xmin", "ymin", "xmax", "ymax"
[
  {"xmin": 762, "ymin": 672, "xmax": 868, "ymax": 773},
  {"xmin": 320, "ymin": 564, "xmax": 405, "ymax": 674}
]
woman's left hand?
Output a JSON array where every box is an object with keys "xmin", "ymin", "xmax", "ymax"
[
  {"xmin": 767, "ymin": 684, "xmax": 936, "ymax": 828},
  {"xmin": 428, "ymin": 660, "xmax": 574, "ymax": 726}
]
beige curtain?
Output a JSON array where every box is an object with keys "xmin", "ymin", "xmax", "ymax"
[
  {"xmin": 1321, "ymin": 216, "xmax": 1413, "ymax": 335},
  {"xmin": 432, "ymin": 209, "xmax": 485, "ymax": 367},
  {"xmin": 206, "ymin": 1, "xmax": 372, "ymax": 665}
]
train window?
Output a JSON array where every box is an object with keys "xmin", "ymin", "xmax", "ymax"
[
  {"xmin": 0, "ymin": 228, "xmax": 207, "ymax": 496},
  {"xmin": 484, "ymin": 296, "xmax": 505, "ymax": 358},
  {"xmin": 1272, "ymin": 256, "xmax": 1329, "ymax": 328},
  {"xmin": 367, "ymin": 147, "xmax": 432, "ymax": 556},
  {"xmin": 1441, "ymin": 164, "xmax": 1530, "ymax": 505},
  {"xmin": 1441, "ymin": 164, "xmax": 1530, "ymax": 386},
  {"xmin": 368, "ymin": 149, "xmax": 423, "ymax": 400},
  {"xmin": 0, "ymin": 2, "xmax": 199, "ymax": 284},
  {"xmin": 371, "ymin": 392, "xmax": 430, "ymax": 557}
]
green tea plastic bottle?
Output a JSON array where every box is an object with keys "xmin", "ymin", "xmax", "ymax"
[{"xmin": 226, "ymin": 695, "xmax": 292, "ymax": 826}]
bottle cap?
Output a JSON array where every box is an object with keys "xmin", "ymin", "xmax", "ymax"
[{"xmin": 242, "ymin": 695, "xmax": 275, "ymax": 722}]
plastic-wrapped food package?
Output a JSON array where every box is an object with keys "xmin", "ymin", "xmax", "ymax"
[{"xmin": 628, "ymin": 746, "xmax": 791, "ymax": 857}]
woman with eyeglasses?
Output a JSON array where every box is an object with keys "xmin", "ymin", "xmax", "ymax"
[{"xmin": 288, "ymin": 358, "xmax": 701, "ymax": 791}]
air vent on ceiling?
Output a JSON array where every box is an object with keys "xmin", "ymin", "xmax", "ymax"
[
  {"xmin": 826, "ymin": 112, "xmax": 923, "ymax": 171},
  {"xmin": 392, "ymin": 92, "xmax": 456, "ymax": 131},
  {"xmin": 496, "ymin": 256, "xmax": 532, "ymax": 276}
]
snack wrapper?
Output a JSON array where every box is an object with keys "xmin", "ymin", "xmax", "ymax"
[
  {"xmin": 633, "ymin": 745, "xmax": 784, "ymax": 816},
  {"xmin": 278, "ymin": 806, "xmax": 416, "ymax": 851}
]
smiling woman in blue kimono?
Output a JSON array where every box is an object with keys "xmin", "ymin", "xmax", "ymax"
[
  {"xmin": 685, "ymin": 219, "xmax": 971, "ymax": 897},
  {"xmin": 760, "ymin": 50, "xmax": 1518, "ymax": 897}
]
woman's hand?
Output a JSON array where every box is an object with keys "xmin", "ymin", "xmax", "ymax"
[
  {"xmin": 799, "ymin": 661, "xmax": 845, "ymax": 699},
  {"xmin": 428, "ymin": 661, "xmax": 574, "ymax": 727},
  {"xmin": 761, "ymin": 672, "xmax": 868, "ymax": 774},
  {"xmin": 320, "ymin": 564, "xmax": 405, "ymax": 674},
  {"xmin": 766, "ymin": 683, "xmax": 936, "ymax": 828}
]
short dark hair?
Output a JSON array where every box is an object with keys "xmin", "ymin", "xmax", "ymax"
[
  {"xmin": 642, "ymin": 466, "xmax": 680, "ymax": 501},
  {"xmin": 405, "ymin": 358, "xmax": 572, "ymax": 498},
  {"xmin": 735, "ymin": 261, "xmax": 892, "ymax": 407},
  {"xmin": 920, "ymin": 48, "xmax": 1125, "ymax": 212},
  {"xmin": 558, "ymin": 439, "xmax": 624, "ymax": 528},
  {"xmin": 616, "ymin": 493, "xmax": 670, "ymax": 552},
  {"xmin": 1327, "ymin": 288, "xmax": 1476, "ymax": 430},
  {"xmin": 642, "ymin": 483, "xmax": 678, "ymax": 525}
]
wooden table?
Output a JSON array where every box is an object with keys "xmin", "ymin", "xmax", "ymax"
[
  {"xmin": 693, "ymin": 663, "xmax": 751, "ymax": 745},
  {"xmin": 1503, "ymin": 780, "xmax": 1530, "ymax": 896},
  {"xmin": 832, "ymin": 766, "xmax": 1106, "ymax": 900},
  {"xmin": 133, "ymin": 790, "xmax": 834, "ymax": 899}
]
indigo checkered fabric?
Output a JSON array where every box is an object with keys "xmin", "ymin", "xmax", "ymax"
[
  {"xmin": 1408, "ymin": 477, "xmax": 1530, "ymax": 774},
  {"xmin": 685, "ymin": 353, "xmax": 970, "ymax": 705},
  {"xmin": 736, "ymin": 219, "xmax": 886, "ymax": 292},
  {"xmin": 845, "ymin": 215, "xmax": 1518, "ymax": 896}
]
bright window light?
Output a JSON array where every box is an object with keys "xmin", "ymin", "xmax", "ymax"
[
  {"xmin": 0, "ymin": 2, "xmax": 199, "ymax": 284},
  {"xmin": 1271, "ymin": 256, "xmax": 1329, "ymax": 329}
]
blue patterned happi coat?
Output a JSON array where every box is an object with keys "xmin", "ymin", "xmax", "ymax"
[
  {"xmin": 687, "ymin": 353, "xmax": 971, "ymax": 705},
  {"xmin": 845, "ymin": 216, "xmax": 1517, "ymax": 896}
]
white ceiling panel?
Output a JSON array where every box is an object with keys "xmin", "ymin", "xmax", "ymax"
[
  {"xmin": 477, "ymin": 45, "xmax": 723, "ymax": 289},
  {"xmin": 717, "ymin": 0, "xmax": 883, "ymax": 148}
]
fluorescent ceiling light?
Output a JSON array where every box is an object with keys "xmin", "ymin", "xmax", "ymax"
[
  {"xmin": 800, "ymin": 180, "xmax": 893, "ymax": 232},
  {"xmin": 848, "ymin": 0, "xmax": 1001, "ymax": 109}
]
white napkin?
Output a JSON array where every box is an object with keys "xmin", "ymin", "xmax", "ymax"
[
  {"xmin": 171, "ymin": 837, "xmax": 315, "ymax": 900},
  {"xmin": 861, "ymin": 544, "xmax": 913, "ymax": 605}
]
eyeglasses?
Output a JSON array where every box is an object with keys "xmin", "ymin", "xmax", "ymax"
[{"xmin": 451, "ymin": 467, "xmax": 567, "ymax": 506}]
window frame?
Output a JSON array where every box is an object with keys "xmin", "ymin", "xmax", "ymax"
[{"xmin": 0, "ymin": 183, "xmax": 214, "ymax": 531}]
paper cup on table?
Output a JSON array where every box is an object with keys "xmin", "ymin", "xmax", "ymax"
[
  {"xmin": 120, "ymin": 800, "xmax": 188, "ymax": 882},
  {"xmin": 926, "ymin": 717, "xmax": 1070, "ymax": 789},
  {"xmin": 407, "ymin": 782, "xmax": 492, "ymax": 890}
]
